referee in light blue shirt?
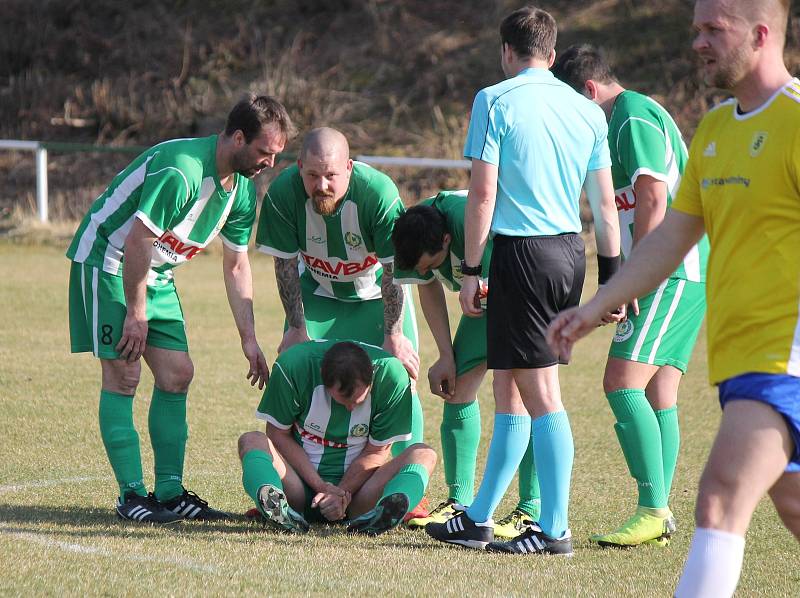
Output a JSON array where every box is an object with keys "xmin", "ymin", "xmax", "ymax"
[{"xmin": 426, "ymin": 6, "xmax": 621, "ymax": 555}]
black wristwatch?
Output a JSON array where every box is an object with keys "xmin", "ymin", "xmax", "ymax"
[{"xmin": 460, "ymin": 260, "xmax": 482, "ymax": 276}]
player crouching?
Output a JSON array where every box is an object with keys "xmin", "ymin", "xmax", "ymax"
[{"xmin": 238, "ymin": 340, "xmax": 437, "ymax": 534}]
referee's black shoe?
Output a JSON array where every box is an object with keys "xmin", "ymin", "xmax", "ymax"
[
  {"xmin": 424, "ymin": 509, "xmax": 493, "ymax": 550},
  {"xmin": 486, "ymin": 523, "xmax": 573, "ymax": 556}
]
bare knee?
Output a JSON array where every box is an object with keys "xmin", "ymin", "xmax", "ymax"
[
  {"xmin": 101, "ymin": 359, "xmax": 142, "ymax": 395},
  {"xmin": 402, "ymin": 442, "xmax": 438, "ymax": 473},
  {"xmin": 770, "ymin": 474, "xmax": 800, "ymax": 540},
  {"xmin": 602, "ymin": 367, "xmax": 626, "ymax": 394},
  {"xmin": 238, "ymin": 430, "xmax": 269, "ymax": 460},
  {"xmin": 155, "ymin": 358, "xmax": 194, "ymax": 393}
]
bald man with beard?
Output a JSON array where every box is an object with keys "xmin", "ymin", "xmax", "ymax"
[
  {"xmin": 548, "ymin": 1, "xmax": 800, "ymax": 595},
  {"xmin": 255, "ymin": 128, "xmax": 429, "ymax": 520}
]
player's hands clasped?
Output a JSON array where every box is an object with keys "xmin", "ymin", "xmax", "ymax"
[
  {"xmin": 116, "ymin": 313, "xmax": 148, "ymax": 363},
  {"xmin": 311, "ymin": 483, "xmax": 351, "ymax": 521},
  {"xmin": 428, "ymin": 354, "xmax": 456, "ymax": 400},
  {"xmin": 278, "ymin": 326, "xmax": 310, "ymax": 354},
  {"xmin": 383, "ymin": 334, "xmax": 420, "ymax": 380},
  {"xmin": 458, "ymin": 276, "xmax": 482, "ymax": 318},
  {"xmin": 241, "ymin": 337, "xmax": 269, "ymax": 389}
]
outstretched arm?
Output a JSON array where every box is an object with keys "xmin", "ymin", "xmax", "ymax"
[
  {"xmin": 223, "ymin": 244, "xmax": 269, "ymax": 389},
  {"xmin": 547, "ymin": 209, "xmax": 705, "ymax": 358},
  {"xmin": 274, "ymin": 256, "xmax": 310, "ymax": 352},
  {"xmin": 382, "ymin": 263, "xmax": 420, "ymax": 380}
]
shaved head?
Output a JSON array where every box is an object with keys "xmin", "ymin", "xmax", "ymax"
[
  {"xmin": 697, "ymin": 0, "xmax": 790, "ymax": 40},
  {"xmin": 300, "ymin": 127, "xmax": 350, "ymax": 162}
]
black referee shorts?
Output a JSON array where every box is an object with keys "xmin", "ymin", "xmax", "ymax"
[{"xmin": 487, "ymin": 233, "xmax": 585, "ymax": 369}]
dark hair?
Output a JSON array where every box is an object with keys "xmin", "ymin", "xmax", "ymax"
[
  {"xmin": 500, "ymin": 6, "xmax": 557, "ymax": 60},
  {"xmin": 391, "ymin": 204, "xmax": 448, "ymax": 271},
  {"xmin": 551, "ymin": 44, "xmax": 617, "ymax": 92},
  {"xmin": 321, "ymin": 342, "xmax": 374, "ymax": 397},
  {"xmin": 224, "ymin": 94, "xmax": 297, "ymax": 143}
]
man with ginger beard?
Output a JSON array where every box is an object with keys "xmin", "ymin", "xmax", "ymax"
[
  {"xmin": 548, "ymin": 0, "xmax": 800, "ymax": 594},
  {"xmin": 255, "ymin": 128, "xmax": 428, "ymax": 518}
]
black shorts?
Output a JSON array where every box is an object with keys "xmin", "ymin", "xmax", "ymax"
[{"xmin": 487, "ymin": 233, "xmax": 585, "ymax": 369}]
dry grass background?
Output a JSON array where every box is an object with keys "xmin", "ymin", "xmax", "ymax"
[{"xmin": 1, "ymin": 0, "xmax": 798, "ymax": 225}]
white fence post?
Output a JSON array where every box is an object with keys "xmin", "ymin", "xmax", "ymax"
[{"xmin": 35, "ymin": 145, "xmax": 48, "ymax": 223}]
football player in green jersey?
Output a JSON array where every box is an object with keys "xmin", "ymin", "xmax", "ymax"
[
  {"xmin": 67, "ymin": 95, "xmax": 295, "ymax": 523},
  {"xmin": 238, "ymin": 340, "xmax": 437, "ymax": 534},
  {"xmin": 391, "ymin": 192, "xmax": 541, "ymax": 539},
  {"xmin": 553, "ymin": 46, "xmax": 708, "ymax": 547},
  {"xmin": 256, "ymin": 127, "xmax": 429, "ymax": 518}
]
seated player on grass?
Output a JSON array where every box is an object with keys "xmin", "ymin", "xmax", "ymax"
[
  {"xmin": 238, "ymin": 340, "xmax": 437, "ymax": 534},
  {"xmin": 391, "ymin": 190, "xmax": 541, "ymax": 540}
]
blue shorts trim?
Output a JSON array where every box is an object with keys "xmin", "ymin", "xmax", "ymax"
[{"xmin": 718, "ymin": 373, "xmax": 800, "ymax": 472}]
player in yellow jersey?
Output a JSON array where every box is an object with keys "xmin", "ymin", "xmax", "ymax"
[{"xmin": 547, "ymin": 0, "xmax": 799, "ymax": 596}]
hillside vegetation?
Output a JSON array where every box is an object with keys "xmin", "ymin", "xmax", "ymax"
[{"xmin": 1, "ymin": 0, "xmax": 798, "ymax": 221}]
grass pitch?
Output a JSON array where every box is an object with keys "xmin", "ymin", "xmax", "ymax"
[{"xmin": 0, "ymin": 242, "xmax": 797, "ymax": 596}]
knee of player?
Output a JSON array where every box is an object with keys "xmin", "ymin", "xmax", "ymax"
[
  {"xmin": 102, "ymin": 358, "xmax": 142, "ymax": 394},
  {"xmin": 158, "ymin": 359, "xmax": 195, "ymax": 393},
  {"xmin": 238, "ymin": 430, "xmax": 268, "ymax": 460},
  {"xmin": 405, "ymin": 442, "xmax": 438, "ymax": 470},
  {"xmin": 602, "ymin": 367, "xmax": 627, "ymax": 394}
]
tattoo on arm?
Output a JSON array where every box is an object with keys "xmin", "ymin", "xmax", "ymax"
[
  {"xmin": 381, "ymin": 263, "xmax": 404, "ymax": 335},
  {"xmin": 274, "ymin": 257, "xmax": 305, "ymax": 329}
]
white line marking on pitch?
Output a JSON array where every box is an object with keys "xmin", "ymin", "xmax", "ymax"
[
  {"xmin": 0, "ymin": 476, "xmax": 104, "ymax": 495},
  {"xmin": 0, "ymin": 528, "xmax": 218, "ymax": 574}
]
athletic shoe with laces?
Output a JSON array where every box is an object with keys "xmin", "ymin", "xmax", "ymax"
[
  {"xmin": 257, "ymin": 484, "xmax": 310, "ymax": 534},
  {"xmin": 405, "ymin": 498, "xmax": 458, "ymax": 528},
  {"xmin": 402, "ymin": 496, "xmax": 430, "ymax": 523},
  {"xmin": 590, "ymin": 508, "xmax": 677, "ymax": 548},
  {"xmin": 115, "ymin": 493, "xmax": 183, "ymax": 524},
  {"xmin": 424, "ymin": 508, "xmax": 493, "ymax": 550},
  {"xmin": 161, "ymin": 487, "xmax": 231, "ymax": 521},
  {"xmin": 493, "ymin": 508, "xmax": 536, "ymax": 540},
  {"xmin": 346, "ymin": 492, "xmax": 409, "ymax": 535},
  {"xmin": 486, "ymin": 522, "xmax": 573, "ymax": 555}
]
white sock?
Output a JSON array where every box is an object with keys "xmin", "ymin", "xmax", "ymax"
[{"xmin": 674, "ymin": 527, "xmax": 745, "ymax": 598}]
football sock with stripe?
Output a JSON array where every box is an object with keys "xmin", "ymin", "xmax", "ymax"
[
  {"xmin": 440, "ymin": 400, "xmax": 481, "ymax": 505},
  {"xmin": 391, "ymin": 390, "xmax": 424, "ymax": 457},
  {"xmin": 533, "ymin": 410, "xmax": 574, "ymax": 538},
  {"xmin": 675, "ymin": 528, "xmax": 745, "ymax": 598},
  {"xmin": 466, "ymin": 413, "xmax": 531, "ymax": 523},
  {"xmin": 380, "ymin": 463, "xmax": 429, "ymax": 514},
  {"xmin": 98, "ymin": 390, "xmax": 147, "ymax": 499},
  {"xmin": 149, "ymin": 388, "xmax": 188, "ymax": 502},
  {"xmin": 654, "ymin": 405, "xmax": 680, "ymax": 500},
  {"xmin": 241, "ymin": 449, "xmax": 284, "ymax": 506},
  {"xmin": 516, "ymin": 434, "xmax": 541, "ymax": 519},
  {"xmin": 606, "ymin": 388, "xmax": 667, "ymax": 509}
]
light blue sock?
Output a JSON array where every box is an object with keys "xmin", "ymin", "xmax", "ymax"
[
  {"xmin": 466, "ymin": 413, "xmax": 531, "ymax": 523},
  {"xmin": 533, "ymin": 410, "xmax": 574, "ymax": 538}
]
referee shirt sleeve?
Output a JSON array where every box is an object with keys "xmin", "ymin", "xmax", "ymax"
[{"xmin": 463, "ymin": 90, "xmax": 502, "ymax": 166}]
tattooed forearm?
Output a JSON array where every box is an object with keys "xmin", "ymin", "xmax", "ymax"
[
  {"xmin": 274, "ymin": 256, "xmax": 305, "ymax": 329},
  {"xmin": 381, "ymin": 263, "xmax": 404, "ymax": 335}
]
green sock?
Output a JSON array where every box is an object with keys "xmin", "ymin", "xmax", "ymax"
[
  {"xmin": 440, "ymin": 401, "xmax": 481, "ymax": 505},
  {"xmin": 381, "ymin": 463, "xmax": 429, "ymax": 514},
  {"xmin": 516, "ymin": 433, "xmax": 541, "ymax": 519},
  {"xmin": 149, "ymin": 388, "xmax": 188, "ymax": 502},
  {"xmin": 241, "ymin": 450, "xmax": 283, "ymax": 512},
  {"xmin": 98, "ymin": 390, "xmax": 146, "ymax": 499},
  {"xmin": 391, "ymin": 390, "xmax": 424, "ymax": 457},
  {"xmin": 654, "ymin": 406, "xmax": 680, "ymax": 502},
  {"xmin": 606, "ymin": 389, "xmax": 667, "ymax": 509}
]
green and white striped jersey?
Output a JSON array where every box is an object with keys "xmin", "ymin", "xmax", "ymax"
[
  {"xmin": 608, "ymin": 91, "xmax": 708, "ymax": 282},
  {"xmin": 256, "ymin": 162, "xmax": 404, "ymax": 302},
  {"xmin": 393, "ymin": 190, "xmax": 492, "ymax": 307},
  {"xmin": 256, "ymin": 339, "xmax": 412, "ymax": 484},
  {"xmin": 66, "ymin": 136, "xmax": 256, "ymax": 285}
]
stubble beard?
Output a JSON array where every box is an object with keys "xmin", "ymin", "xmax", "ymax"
[{"xmin": 708, "ymin": 44, "xmax": 751, "ymax": 91}]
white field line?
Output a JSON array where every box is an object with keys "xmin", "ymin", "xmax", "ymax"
[
  {"xmin": 0, "ymin": 476, "xmax": 104, "ymax": 495},
  {"xmin": 0, "ymin": 527, "xmax": 218, "ymax": 574}
]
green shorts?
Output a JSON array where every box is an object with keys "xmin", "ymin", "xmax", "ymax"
[
  {"xmin": 68, "ymin": 261, "xmax": 188, "ymax": 359},
  {"xmin": 608, "ymin": 277, "xmax": 705, "ymax": 373},
  {"xmin": 299, "ymin": 284, "xmax": 419, "ymax": 351},
  {"xmin": 453, "ymin": 312, "xmax": 487, "ymax": 376}
]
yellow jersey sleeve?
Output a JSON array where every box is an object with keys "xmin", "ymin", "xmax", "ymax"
[{"xmin": 670, "ymin": 132, "xmax": 705, "ymax": 217}]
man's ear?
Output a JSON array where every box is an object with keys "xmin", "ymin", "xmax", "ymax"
[{"xmin": 585, "ymin": 79, "xmax": 599, "ymax": 101}]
